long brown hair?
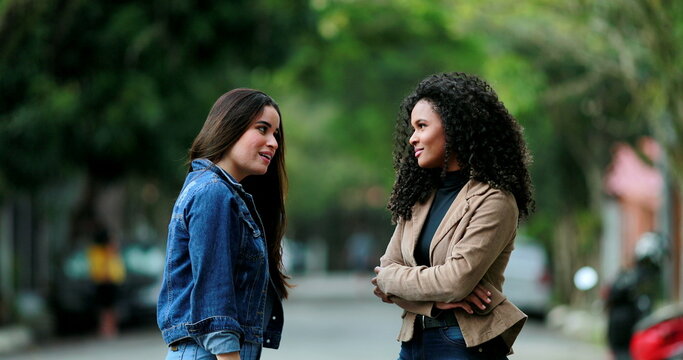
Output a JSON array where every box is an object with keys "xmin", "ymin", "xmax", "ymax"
[{"xmin": 188, "ymin": 88, "xmax": 290, "ymax": 298}]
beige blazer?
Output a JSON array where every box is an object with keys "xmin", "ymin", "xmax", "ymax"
[{"xmin": 376, "ymin": 179, "xmax": 526, "ymax": 351}]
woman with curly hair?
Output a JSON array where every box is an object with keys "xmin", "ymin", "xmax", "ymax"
[{"xmin": 371, "ymin": 72, "xmax": 534, "ymax": 359}]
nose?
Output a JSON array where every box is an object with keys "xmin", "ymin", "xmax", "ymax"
[
  {"xmin": 267, "ymin": 134, "xmax": 279, "ymax": 151},
  {"xmin": 409, "ymin": 131, "xmax": 418, "ymax": 146}
]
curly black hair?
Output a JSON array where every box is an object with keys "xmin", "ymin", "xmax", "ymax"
[{"xmin": 388, "ymin": 72, "xmax": 534, "ymax": 222}]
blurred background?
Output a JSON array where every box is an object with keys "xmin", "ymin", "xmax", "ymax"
[{"xmin": 1, "ymin": 0, "xmax": 682, "ymax": 359}]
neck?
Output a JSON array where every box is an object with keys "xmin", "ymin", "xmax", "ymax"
[
  {"xmin": 446, "ymin": 159, "xmax": 460, "ymax": 172},
  {"xmin": 215, "ymin": 158, "xmax": 244, "ymax": 182}
]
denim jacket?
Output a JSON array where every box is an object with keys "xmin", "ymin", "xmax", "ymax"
[{"xmin": 157, "ymin": 159, "xmax": 283, "ymax": 350}]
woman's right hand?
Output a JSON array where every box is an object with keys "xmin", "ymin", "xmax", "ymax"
[
  {"xmin": 435, "ymin": 284, "xmax": 491, "ymax": 314},
  {"xmin": 371, "ymin": 266, "xmax": 394, "ymax": 303},
  {"xmin": 217, "ymin": 352, "xmax": 240, "ymax": 360}
]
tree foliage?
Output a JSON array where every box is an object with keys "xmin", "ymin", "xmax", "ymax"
[
  {"xmin": 0, "ymin": 0, "xmax": 313, "ymax": 192},
  {"xmin": 1, "ymin": 0, "xmax": 681, "ymax": 282}
]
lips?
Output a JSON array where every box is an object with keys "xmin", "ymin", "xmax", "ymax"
[
  {"xmin": 414, "ymin": 148, "xmax": 424, "ymax": 158},
  {"xmin": 259, "ymin": 152, "xmax": 273, "ymax": 162}
]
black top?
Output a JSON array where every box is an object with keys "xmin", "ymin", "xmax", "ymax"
[{"xmin": 414, "ymin": 171, "xmax": 469, "ymax": 266}]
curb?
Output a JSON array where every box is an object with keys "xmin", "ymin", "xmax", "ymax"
[
  {"xmin": 0, "ymin": 325, "xmax": 32, "ymax": 354},
  {"xmin": 547, "ymin": 305, "xmax": 607, "ymax": 345},
  {"xmin": 287, "ymin": 272, "xmax": 376, "ymax": 301}
]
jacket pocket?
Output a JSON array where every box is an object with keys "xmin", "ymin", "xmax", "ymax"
[
  {"xmin": 439, "ymin": 326, "xmax": 467, "ymax": 346},
  {"xmin": 239, "ymin": 219, "xmax": 265, "ymax": 260}
]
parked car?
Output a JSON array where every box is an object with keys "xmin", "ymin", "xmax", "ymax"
[
  {"xmin": 503, "ymin": 240, "xmax": 552, "ymax": 318},
  {"xmin": 52, "ymin": 242, "xmax": 164, "ymax": 333}
]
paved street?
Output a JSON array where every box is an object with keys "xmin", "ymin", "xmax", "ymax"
[{"xmin": 4, "ymin": 274, "xmax": 609, "ymax": 360}]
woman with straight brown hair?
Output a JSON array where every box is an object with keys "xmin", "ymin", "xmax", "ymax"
[{"xmin": 158, "ymin": 88, "xmax": 289, "ymax": 360}]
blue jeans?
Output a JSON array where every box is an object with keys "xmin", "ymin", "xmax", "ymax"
[
  {"xmin": 165, "ymin": 341, "xmax": 262, "ymax": 360},
  {"xmin": 398, "ymin": 325, "xmax": 509, "ymax": 360}
]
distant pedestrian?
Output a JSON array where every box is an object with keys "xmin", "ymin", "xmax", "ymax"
[
  {"xmin": 372, "ymin": 73, "xmax": 534, "ymax": 359},
  {"xmin": 87, "ymin": 226, "xmax": 125, "ymax": 338},
  {"xmin": 157, "ymin": 89, "xmax": 290, "ymax": 360},
  {"xmin": 347, "ymin": 231, "xmax": 374, "ymax": 272}
]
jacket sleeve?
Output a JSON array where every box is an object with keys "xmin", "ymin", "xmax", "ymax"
[
  {"xmin": 193, "ymin": 331, "xmax": 241, "ymax": 355},
  {"xmin": 378, "ymin": 219, "xmax": 436, "ymax": 316},
  {"xmin": 185, "ymin": 182, "xmax": 243, "ymax": 341},
  {"xmin": 376, "ymin": 192, "xmax": 517, "ymax": 303},
  {"xmin": 379, "ymin": 219, "xmax": 406, "ymax": 267}
]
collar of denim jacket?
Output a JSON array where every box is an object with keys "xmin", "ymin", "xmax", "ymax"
[{"xmin": 191, "ymin": 158, "xmax": 244, "ymax": 190}]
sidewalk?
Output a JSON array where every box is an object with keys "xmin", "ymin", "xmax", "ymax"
[
  {"xmin": 0, "ymin": 325, "xmax": 32, "ymax": 355},
  {"xmin": 546, "ymin": 304, "xmax": 608, "ymax": 346},
  {"xmin": 288, "ymin": 272, "xmax": 377, "ymax": 301}
]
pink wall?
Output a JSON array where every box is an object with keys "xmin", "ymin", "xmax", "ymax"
[{"xmin": 604, "ymin": 137, "xmax": 662, "ymax": 268}]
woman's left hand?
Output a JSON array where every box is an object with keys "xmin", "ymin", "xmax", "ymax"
[
  {"xmin": 435, "ymin": 284, "xmax": 492, "ymax": 314},
  {"xmin": 371, "ymin": 266, "xmax": 393, "ymax": 303}
]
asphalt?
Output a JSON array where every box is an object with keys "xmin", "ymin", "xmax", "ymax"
[{"xmin": 1, "ymin": 273, "xmax": 609, "ymax": 360}]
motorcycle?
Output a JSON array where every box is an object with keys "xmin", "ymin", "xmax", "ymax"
[{"xmin": 630, "ymin": 303, "xmax": 683, "ymax": 360}]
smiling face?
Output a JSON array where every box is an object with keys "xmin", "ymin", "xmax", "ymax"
[
  {"xmin": 217, "ymin": 105, "xmax": 281, "ymax": 181},
  {"xmin": 409, "ymin": 99, "xmax": 459, "ymax": 171}
]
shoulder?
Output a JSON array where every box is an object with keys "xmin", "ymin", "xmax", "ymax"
[
  {"xmin": 185, "ymin": 171, "xmax": 238, "ymax": 206},
  {"xmin": 466, "ymin": 180, "xmax": 518, "ymax": 214}
]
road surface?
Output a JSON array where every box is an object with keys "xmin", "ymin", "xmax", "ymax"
[{"xmin": 4, "ymin": 274, "xmax": 609, "ymax": 360}]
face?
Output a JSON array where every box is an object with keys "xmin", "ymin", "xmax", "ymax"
[
  {"xmin": 218, "ymin": 105, "xmax": 280, "ymax": 181},
  {"xmin": 409, "ymin": 99, "xmax": 459, "ymax": 171}
]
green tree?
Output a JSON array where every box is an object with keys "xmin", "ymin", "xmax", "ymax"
[
  {"xmin": 443, "ymin": 0, "xmax": 682, "ymax": 302},
  {"xmin": 0, "ymin": 0, "xmax": 314, "ymax": 233},
  {"xmin": 265, "ymin": 0, "xmax": 494, "ymax": 268}
]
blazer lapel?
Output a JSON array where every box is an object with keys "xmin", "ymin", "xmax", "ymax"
[
  {"xmin": 406, "ymin": 193, "xmax": 435, "ymax": 266},
  {"xmin": 428, "ymin": 180, "xmax": 474, "ymax": 262}
]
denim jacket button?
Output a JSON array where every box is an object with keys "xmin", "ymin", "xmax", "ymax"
[{"xmin": 266, "ymin": 339, "xmax": 271, "ymax": 344}]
